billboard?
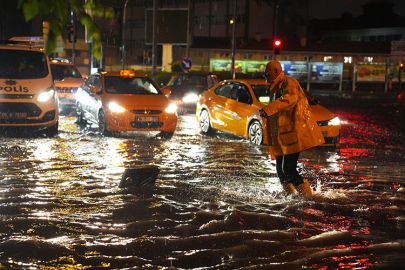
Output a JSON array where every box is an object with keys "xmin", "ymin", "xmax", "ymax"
[
  {"xmin": 246, "ymin": 61, "xmax": 266, "ymax": 73},
  {"xmin": 210, "ymin": 59, "xmax": 245, "ymax": 73},
  {"xmin": 310, "ymin": 62, "xmax": 343, "ymax": 83},
  {"xmin": 356, "ymin": 64, "xmax": 386, "ymax": 82},
  {"xmin": 209, "ymin": 59, "xmax": 344, "ymax": 85},
  {"xmin": 388, "ymin": 63, "xmax": 405, "ymax": 82},
  {"xmin": 236, "ymin": 60, "xmax": 309, "ymax": 81},
  {"xmin": 146, "ymin": 9, "xmax": 188, "ymax": 45},
  {"xmin": 281, "ymin": 61, "xmax": 309, "ymax": 82}
]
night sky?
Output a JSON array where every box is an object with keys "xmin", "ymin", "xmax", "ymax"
[{"xmin": 310, "ymin": 0, "xmax": 405, "ymax": 19}]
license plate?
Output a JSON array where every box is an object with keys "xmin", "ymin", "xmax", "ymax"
[
  {"xmin": 135, "ymin": 116, "xmax": 159, "ymax": 122},
  {"xmin": 0, "ymin": 112, "xmax": 27, "ymax": 119}
]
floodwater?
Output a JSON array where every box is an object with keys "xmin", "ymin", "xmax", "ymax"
[{"xmin": 1, "ymin": 94, "xmax": 405, "ymax": 269}]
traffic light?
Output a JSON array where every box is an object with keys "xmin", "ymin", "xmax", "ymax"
[
  {"xmin": 400, "ymin": 63, "xmax": 404, "ymax": 70},
  {"xmin": 66, "ymin": 24, "xmax": 76, "ymax": 43},
  {"xmin": 43, "ymin": 21, "xmax": 49, "ymax": 40},
  {"xmin": 273, "ymin": 39, "xmax": 281, "ymax": 55}
]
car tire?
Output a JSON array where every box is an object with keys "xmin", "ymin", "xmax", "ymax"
[
  {"xmin": 248, "ymin": 120, "xmax": 263, "ymax": 145},
  {"xmin": 46, "ymin": 121, "xmax": 59, "ymax": 137},
  {"xmin": 98, "ymin": 110, "xmax": 112, "ymax": 136},
  {"xmin": 76, "ymin": 103, "xmax": 85, "ymax": 124},
  {"xmin": 199, "ymin": 109, "xmax": 214, "ymax": 134}
]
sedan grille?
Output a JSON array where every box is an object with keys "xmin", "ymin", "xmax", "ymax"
[{"xmin": 131, "ymin": 110, "xmax": 162, "ymax": 115}]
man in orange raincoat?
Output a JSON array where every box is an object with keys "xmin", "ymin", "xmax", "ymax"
[{"xmin": 259, "ymin": 61, "xmax": 325, "ymax": 196}]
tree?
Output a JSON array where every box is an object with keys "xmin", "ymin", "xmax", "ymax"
[{"xmin": 18, "ymin": 0, "xmax": 114, "ymax": 60}]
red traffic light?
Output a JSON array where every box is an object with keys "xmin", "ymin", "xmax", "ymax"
[
  {"xmin": 273, "ymin": 39, "xmax": 281, "ymax": 55},
  {"xmin": 400, "ymin": 63, "xmax": 404, "ymax": 68}
]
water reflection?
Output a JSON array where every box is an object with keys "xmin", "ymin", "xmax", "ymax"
[{"xmin": 1, "ymin": 101, "xmax": 405, "ymax": 268}]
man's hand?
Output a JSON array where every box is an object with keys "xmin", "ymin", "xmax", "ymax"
[{"xmin": 259, "ymin": 109, "xmax": 268, "ymax": 118}]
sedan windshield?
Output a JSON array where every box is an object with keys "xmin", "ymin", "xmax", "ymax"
[
  {"xmin": 51, "ymin": 64, "xmax": 82, "ymax": 80},
  {"xmin": 105, "ymin": 77, "xmax": 162, "ymax": 95},
  {"xmin": 251, "ymin": 85, "xmax": 270, "ymax": 104}
]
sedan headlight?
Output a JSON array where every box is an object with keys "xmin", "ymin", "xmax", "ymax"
[
  {"xmin": 38, "ymin": 88, "xmax": 55, "ymax": 102},
  {"xmin": 183, "ymin": 93, "xmax": 199, "ymax": 103},
  {"xmin": 165, "ymin": 103, "xmax": 178, "ymax": 114},
  {"xmin": 328, "ymin": 116, "xmax": 340, "ymax": 126},
  {"xmin": 108, "ymin": 102, "xmax": 126, "ymax": 113}
]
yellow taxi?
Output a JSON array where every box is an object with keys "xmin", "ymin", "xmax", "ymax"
[
  {"xmin": 196, "ymin": 79, "xmax": 341, "ymax": 146},
  {"xmin": 50, "ymin": 58, "xmax": 86, "ymax": 108},
  {"xmin": 75, "ymin": 70, "xmax": 178, "ymax": 136}
]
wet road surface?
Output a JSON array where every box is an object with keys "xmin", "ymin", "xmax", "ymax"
[{"xmin": 1, "ymin": 94, "xmax": 405, "ymax": 269}]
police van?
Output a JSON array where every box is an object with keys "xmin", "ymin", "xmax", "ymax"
[{"xmin": 0, "ymin": 38, "xmax": 59, "ymax": 136}]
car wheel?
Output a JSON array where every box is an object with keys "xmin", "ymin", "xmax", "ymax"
[
  {"xmin": 248, "ymin": 120, "xmax": 263, "ymax": 145},
  {"xmin": 98, "ymin": 110, "xmax": 112, "ymax": 136},
  {"xmin": 46, "ymin": 121, "xmax": 59, "ymax": 137},
  {"xmin": 199, "ymin": 109, "xmax": 213, "ymax": 134},
  {"xmin": 76, "ymin": 103, "xmax": 85, "ymax": 124}
]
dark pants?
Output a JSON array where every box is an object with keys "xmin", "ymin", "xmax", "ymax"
[{"xmin": 276, "ymin": 152, "xmax": 304, "ymax": 186}]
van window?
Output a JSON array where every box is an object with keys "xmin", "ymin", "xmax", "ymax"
[{"xmin": 0, "ymin": 49, "xmax": 49, "ymax": 79}]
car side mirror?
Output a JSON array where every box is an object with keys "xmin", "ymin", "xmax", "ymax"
[
  {"xmin": 82, "ymin": 74, "xmax": 88, "ymax": 79},
  {"xmin": 90, "ymin": 86, "xmax": 100, "ymax": 93},
  {"xmin": 163, "ymin": 89, "xmax": 171, "ymax": 95}
]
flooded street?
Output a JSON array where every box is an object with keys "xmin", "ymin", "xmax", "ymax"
[{"xmin": 1, "ymin": 94, "xmax": 405, "ymax": 269}]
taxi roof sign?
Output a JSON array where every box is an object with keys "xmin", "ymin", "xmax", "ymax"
[{"xmin": 120, "ymin": 70, "xmax": 135, "ymax": 78}]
